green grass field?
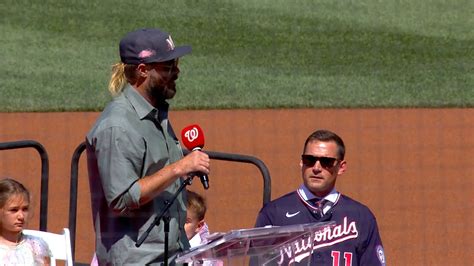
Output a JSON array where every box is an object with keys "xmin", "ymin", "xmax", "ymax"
[{"xmin": 1, "ymin": 0, "xmax": 472, "ymax": 111}]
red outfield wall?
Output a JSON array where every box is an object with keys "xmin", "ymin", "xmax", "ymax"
[{"xmin": 0, "ymin": 108, "xmax": 472, "ymax": 265}]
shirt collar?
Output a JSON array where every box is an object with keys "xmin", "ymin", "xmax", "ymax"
[
  {"xmin": 298, "ymin": 184, "xmax": 339, "ymax": 204},
  {"xmin": 123, "ymin": 84, "xmax": 169, "ymax": 121}
]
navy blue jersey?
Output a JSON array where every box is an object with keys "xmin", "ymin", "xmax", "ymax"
[{"xmin": 255, "ymin": 191, "xmax": 386, "ymax": 266}]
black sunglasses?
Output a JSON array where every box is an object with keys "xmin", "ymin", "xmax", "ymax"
[
  {"xmin": 149, "ymin": 59, "xmax": 179, "ymax": 72},
  {"xmin": 301, "ymin": 154, "xmax": 339, "ymax": 169}
]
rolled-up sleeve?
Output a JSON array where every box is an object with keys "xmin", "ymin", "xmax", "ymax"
[{"xmin": 94, "ymin": 126, "xmax": 144, "ymax": 214}]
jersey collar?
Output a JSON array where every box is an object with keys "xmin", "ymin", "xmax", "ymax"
[{"xmin": 297, "ymin": 184, "xmax": 339, "ymax": 204}]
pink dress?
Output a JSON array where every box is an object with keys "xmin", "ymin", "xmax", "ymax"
[
  {"xmin": 188, "ymin": 223, "xmax": 224, "ymax": 266},
  {"xmin": 0, "ymin": 234, "xmax": 51, "ymax": 265},
  {"xmin": 189, "ymin": 222, "xmax": 210, "ymax": 247}
]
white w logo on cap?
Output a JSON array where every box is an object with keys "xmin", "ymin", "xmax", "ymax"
[{"xmin": 166, "ymin": 36, "xmax": 175, "ymax": 51}]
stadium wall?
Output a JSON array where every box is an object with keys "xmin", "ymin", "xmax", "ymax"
[{"xmin": 0, "ymin": 108, "xmax": 472, "ymax": 265}]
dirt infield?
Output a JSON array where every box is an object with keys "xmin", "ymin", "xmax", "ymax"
[{"xmin": 0, "ymin": 108, "xmax": 472, "ymax": 265}]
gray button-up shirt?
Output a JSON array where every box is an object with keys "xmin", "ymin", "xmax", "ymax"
[{"xmin": 86, "ymin": 85, "xmax": 188, "ymax": 265}]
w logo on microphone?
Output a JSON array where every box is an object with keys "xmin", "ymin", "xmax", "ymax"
[
  {"xmin": 181, "ymin": 124, "xmax": 204, "ymax": 150},
  {"xmin": 184, "ymin": 127, "xmax": 199, "ymax": 142}
]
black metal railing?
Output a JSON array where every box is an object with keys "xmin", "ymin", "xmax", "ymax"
[
  {"xmin": 183, "ymin": 149, "xmax": 271, "ymax": 204},
  {"xmin": 69, "ymin": 141, "xmax": 271, "ymax": 261},
  {"xmin": 68, "ymin": 141, "xmax": 86, "ymax": 260}
]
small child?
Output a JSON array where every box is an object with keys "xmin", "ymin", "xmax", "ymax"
[
  {"xmin": 185, "ymin": 190, "xmax": 209, "ymax": 247},
  {"xmin": 0, "ymin": 178, "xmax": 51, "ymax": 265},
  {"xmin": 93, "ymin": 190, "xmax": 209, "ymax": 266}
]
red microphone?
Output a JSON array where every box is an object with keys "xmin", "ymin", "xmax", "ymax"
[{"xmin": 181, "ymin": 124, "xmax": 209, "ymax": 189}]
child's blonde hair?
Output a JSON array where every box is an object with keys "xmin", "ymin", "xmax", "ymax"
[
  {"xmin": 0, "ymin": 178, "xmax": 30, "ymax": 208},
  {"xmin": 187, "ymin": 190, "xmax": 207, "ymax": 221}
]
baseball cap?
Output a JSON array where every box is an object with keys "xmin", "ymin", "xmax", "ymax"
[{"xmin": 119, "ymin": 28, "xmax": 192, "ymax": 64}]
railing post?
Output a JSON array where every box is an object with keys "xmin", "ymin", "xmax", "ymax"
[{"xmin": 69, "ymin": 142, "xmax": 86, "ymax": 261}]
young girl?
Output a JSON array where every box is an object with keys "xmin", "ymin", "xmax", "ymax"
[{"xmin": 0, "ymin": 178, "xmax": 51, "ymax": 265}]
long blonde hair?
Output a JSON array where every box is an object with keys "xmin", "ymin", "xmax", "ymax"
[
  {"xmin": 108, "ymin": 63, "xmax": 127, "ymax": 96},
  {"xmin": 108, "ymin": 63, "xmax": 139, "ymax": 96}
]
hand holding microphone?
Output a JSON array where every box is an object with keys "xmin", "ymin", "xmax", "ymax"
[{"xmin": 181, "ymin": 124, "xmax": 210, "ymax": 189}]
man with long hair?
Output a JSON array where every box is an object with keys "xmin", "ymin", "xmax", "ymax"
[{"xmin": 86, "ymin": 28, "xmax": 210, "ymax": 265}]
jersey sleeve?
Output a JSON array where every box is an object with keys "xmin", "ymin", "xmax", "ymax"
[
  {"xmin": 255, "ymin": 204, "xmax": 273, "ymax": 227},
  {"xmin": 359, "ymin": 217, "xmax": 386, "ymax": 266}
]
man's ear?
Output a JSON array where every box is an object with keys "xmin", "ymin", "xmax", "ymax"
[
  {"xmin": 337, "ymin": 160, "xmax": 347, "ymax": 175},
  {"xmin": 136, "ymin": 63, "xmax": 148, "ymax": 78}
]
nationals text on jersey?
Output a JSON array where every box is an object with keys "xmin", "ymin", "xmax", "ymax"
[{"xmin": 279, "ymin": 217, "xmax": 359, "ymax": 264}]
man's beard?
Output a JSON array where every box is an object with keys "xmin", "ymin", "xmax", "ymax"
[
  {"xmin": 150, "ymin": 83, "xmax": 176, "ymax": 100},
  {"xmin": 148, "ymin": 74, "xmax": 177, "ymax": 101}
]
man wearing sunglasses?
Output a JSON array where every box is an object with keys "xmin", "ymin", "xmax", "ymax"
[
  {"xmin": 86, "ymin": 28, "xmax": 210, "ymax": 265},
  {"xmin": 255, "ymin": 129, "xmax": 385, "ymax": 265}
]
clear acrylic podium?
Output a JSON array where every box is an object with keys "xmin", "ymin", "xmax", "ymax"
[{"xmin": 176, "ymin": 221, "xmax": 335, "ymax": 265}]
